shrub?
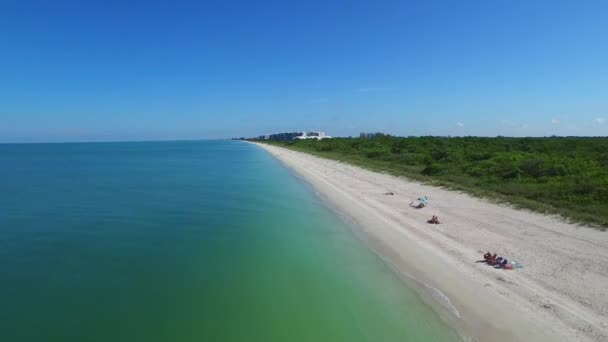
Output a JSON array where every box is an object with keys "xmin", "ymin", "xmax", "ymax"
[
  {"xmin": 521, "ymin": 159, "xmax": 546, "ymax": 178},
  {"xmin": 422, "ymin": 163, "xmax": 444, "ymax": 175}
]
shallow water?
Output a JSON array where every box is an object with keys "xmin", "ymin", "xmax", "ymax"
[{"xmin": 0, "ymin": 140, "xmax": 459, "ymax": 341}]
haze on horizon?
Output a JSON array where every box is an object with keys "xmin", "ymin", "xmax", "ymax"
[{"xmin": 1, "ymin": 1, "xmax": 607, "ymax": 143}]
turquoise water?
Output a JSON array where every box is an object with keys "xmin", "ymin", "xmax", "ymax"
[{"xmin": 0, "ymin": 140, "xmax": 458, "ymax": 341}]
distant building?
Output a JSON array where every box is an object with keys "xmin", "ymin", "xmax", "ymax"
[
  {"xmin": 250, "ymin": 131, "xmax": 332, "ymax": 141},
  {"xmin": 295, "ymin": 131, "xmax": 331, "ymax": 140}
]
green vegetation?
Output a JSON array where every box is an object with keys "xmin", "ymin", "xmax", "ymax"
[{"xmin": 264, "ymin": 136, "xmax": 608, "ymax": 229}]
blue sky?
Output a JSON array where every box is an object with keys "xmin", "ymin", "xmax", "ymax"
[{"xmin": 1, "ymin": 0, "xmax": 607, "ymax": 142}]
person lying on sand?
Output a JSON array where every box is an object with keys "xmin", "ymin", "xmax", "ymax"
[
  {"xmin": 476, "ymin": 252, "xmax": 493, "ymax": 263},
  {"xmin": 384, "ymin": 191, "xmax": 395, "ymax": 195},
  {"xmin": 493, "ymin": 257, "xmax": 511, "ymax": 269},
  {"xmin": 477, "ymin": 252, "xmax": 498, "ymax": 264},
  {"xmin": 427, "ymin": 215, "xmax": 440, "ymax": 224},
  {"xmin": 478, "ymin": 253, "xmax": 514, "ymax": 269},
  {"xmin": 410, "ymin": 196, "xmax": 428, "ymax": 204},
  {"xmin": 410, "ymin": 201, "xmax": 426, "ymax": 209}
]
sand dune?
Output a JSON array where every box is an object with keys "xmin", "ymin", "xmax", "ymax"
[{"xmin": 255, "ymin": 142, "xmax": 608, "ymax": 342}]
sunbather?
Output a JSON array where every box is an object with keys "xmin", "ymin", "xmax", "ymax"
[
  {"xmin": 477, "ymin": 251, "xmax": 494, "ymax": 263},
  {"xmin": 411, "ymin": 201, "xmax": 426, "ymax": 209},
  {"xmin": 494, "ymin": 257, "xmax": 509, "ymax": 268},
  {"xmin": 486, "ymin": 253, "xmax": 499, "ymax": 265}
]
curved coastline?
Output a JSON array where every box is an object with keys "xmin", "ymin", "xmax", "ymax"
[{"xmin": 252, "ymin": 141, "xmax": 608, "ymax": 342}]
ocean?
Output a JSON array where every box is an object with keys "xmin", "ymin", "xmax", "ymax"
[{"xmin": 0, "ymin": 140, "xmax": 458, "ymax": 341}]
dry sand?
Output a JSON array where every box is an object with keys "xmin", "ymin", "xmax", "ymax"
[{"xmin": 254, "ymin": 142, "xmax": 608, "ymax": 342}]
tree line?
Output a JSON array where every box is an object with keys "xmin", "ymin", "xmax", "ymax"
[{"xmin": 267, "ymin": 136, "xmax": 608, "ymax": 229}]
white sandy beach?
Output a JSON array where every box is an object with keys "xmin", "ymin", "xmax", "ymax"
[{"xmin": 255, "ymin": 142, "xmax": 608, "ymax": 342}]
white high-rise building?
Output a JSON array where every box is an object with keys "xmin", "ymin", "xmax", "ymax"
[{"xmin": 295, "ymin": 131, "xmax": 331, "ymax": 140}]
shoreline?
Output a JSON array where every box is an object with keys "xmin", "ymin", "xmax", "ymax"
[{"xmin": 253, "ymin": 142, "xmax": 608, "ymax": 342}]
